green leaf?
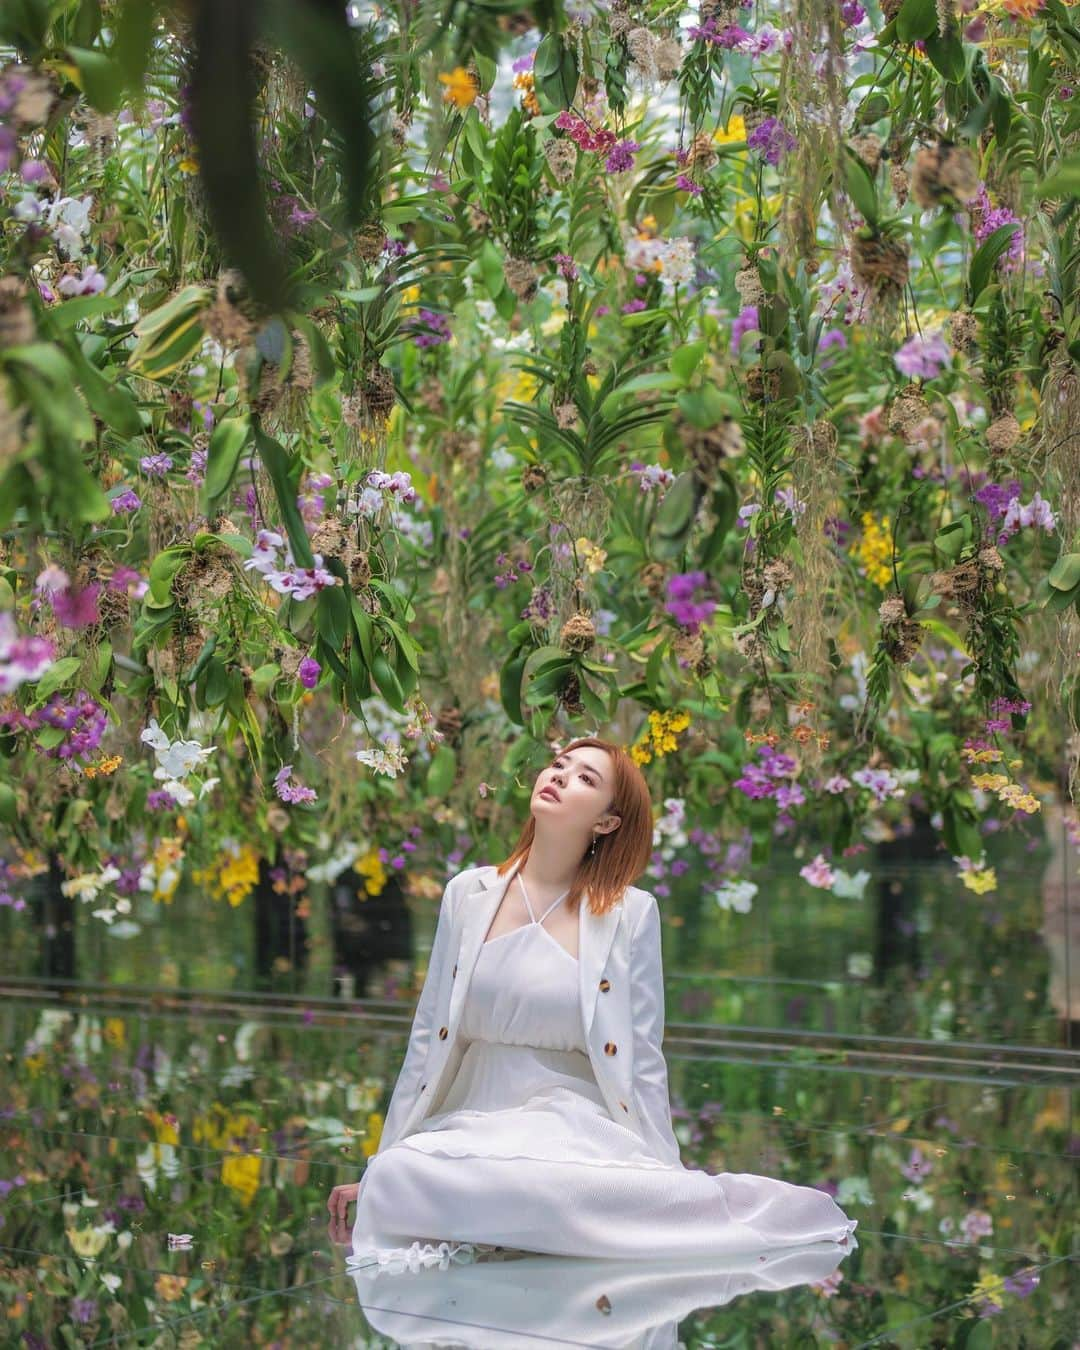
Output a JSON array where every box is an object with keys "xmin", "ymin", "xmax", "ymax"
[
  {"xmin": 918, "ymin": 617, "xmax": 971, "ymax": 657},
  {"xmin": 31, "ymin": 656, "xmax": 83, "ymax": 702},
  {"xmin": 1048, "ymin": 552, "xmax": 1080, "ymax": 592},
  {"xmin": 896, "ymin": 0, "xmax": 938, "ymax": 42},
  {"xmin": 533, "ymin": 32, "xmax": 579, "ymax": 112},
  {"xmin": 291, "ymin": 314, "xmax": 336, "ymax": 386},
  {"xmin": 115, "ymin": 0, "xmax": 155, "ymax": 89},
  {"xmin": 844, "ymin": 150, "xmax": 880, "ymax": 229},
  {"xmin": 2, "ymin": 342, "xmax": 72, "ymax": 384},
  {"xmin": 68, "ymin": 46, "xmax": 124, "ymax": 114},
  {"xmin": 653, "ymin": 471, "xmax": 700, "ymax": 541},
  {"xmin": 620, "ymin": 307, "xmax": 669, "ymax": 329},
  {"xmin": 500, "ymin": 649, "xmax": 529, "ymax": 726},
  {"xmin": 0, "ymin": 781, "xmax": 16, "ymax": 826},
  {"xmin": 933, "ymin": 515, "xmax": 973, "ymax": 562},
  {"xmin": 203, "ymin": 416, "xmax": 251, "ymax": 513},
  {"xmin": 670, "ymin": 341, "xmax": 708, "ymax": 385},
  {"xmin": 148, "ymin": 547, "xmax": 191, "ymax": 605},
  {"xmin": 1037, "ymin": 154, "xmax": 1080, "ymax": 199},
  {"xmin": 253, "ymin": 425, "xmax": 315, "ymax": 569},
  {"xmin": 316, "ymin": 584, "xmax": 349, "ymax": 649},
  {"xmin": 203, "ymin": 656, "xmax": 230, "ymax": 708},
  {"xmin": 968, "ymin": 222, "xmax": 1022, "ymax": 303},
  {"xmin": 370, "ymin": 649, "xmax": 406, "ymax": 713},
  {"xmin": 251, "ymin": 662, "xmax": 280, "ymax": 697},
  {"xmin": 350, "ymin": 599, "xmax": 376, "ymax": 669},
  {"xmin": 426, "ymin": 743, "xmax": 457, "ymax": 798},
  {"xmin": 924, "ymin": 30, "xmax": 966, "ymax": 83},
  {"xmin": 645, "ymin": 639, "xmax": 667, "ymax": 698},
  {"xmin": 65, "ymin": 338, "xmax": 144, "ymax": 437}
]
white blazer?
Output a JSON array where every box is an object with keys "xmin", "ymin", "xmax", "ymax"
[{"xmin": 371, "ymin": 860, "xmax": 682, "ymax": 1166}]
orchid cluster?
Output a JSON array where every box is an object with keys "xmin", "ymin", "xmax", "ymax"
[
  {"xmin": 139, "ymin": 719, "xmax": 218, "ymax": 807},
  {"xmin": 0, "ymin": 611, "xmax": 54, "ymax": 693},
  {"xmin": 346, "ymin": 468, "xmax": 418, "ymax": 522},
  {"xmin": 33, "ymin": 565, "xmax": 102, "ymax": 629},
  {"xmin": 622, "ymin": 230, "xmax": 696, "ymax": 291},
  {"xmin": 242, "ymin": 529, "xmax": 339, "ymax": 600},
  {"xmin": 893, "ymin": 331, "xmax": 952, "ymax": 381},
  {"xmin": 0, "ymin": 691, "xmax": 108, "ymax": 763},
  {"xmin": 664, "ymin": 571, "xmax": 717, "ymax": 634},
  {"xmin": 974, "ymin": 480, "xmax": 1056, "ymax": 544},
  {"xmin": 630, "ymin": 462, "xmax": 676, "ymax": 494},
  {"xmin": 59, "ymin": 863, "xmax": 132, "ymax": 925},
  {"xmin": 274, "ymin": 764, "xmax": 317, "ymax": 805},
  {"xmin": 733, "ymin": 744, "xmax": 805, "ymax": 810},
  {"xmin": 354, "ymin": 736, "xmax": 410, "ymax": 777}
]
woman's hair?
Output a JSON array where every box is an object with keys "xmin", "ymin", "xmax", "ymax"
[{"xmin": 494, "ymin": 735, "xmax": 655, "ymax": 916}]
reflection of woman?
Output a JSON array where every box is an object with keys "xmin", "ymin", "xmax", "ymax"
[
  {"xmin": 345, "ymin": 1243, "xmax": 855, "ymax": 1348},
  {"xmin": 328, "ymin": 736, "xmax": 856, "ymax": 1269}
]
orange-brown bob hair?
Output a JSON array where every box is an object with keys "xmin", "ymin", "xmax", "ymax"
[{"xmin": 494, "ymin": 736, "xmax": 655, "ymax": 917}]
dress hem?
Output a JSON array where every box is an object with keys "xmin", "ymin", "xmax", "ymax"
[
  {"xmin": 349, "ymin": 1222, "xmax": 859, "ymax": 1278},
  {"xmin": 376, "ymin": 1137, "xmax": 686, "ymax": 1174},
  {"xmin": 347, "ymin": 1237, "xmax": 522, "ymax": 1275}
]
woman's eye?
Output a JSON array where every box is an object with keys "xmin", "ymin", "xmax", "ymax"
[{"xmin": 552, "ymin": 759, "xmax": 592, "ymax": 785}]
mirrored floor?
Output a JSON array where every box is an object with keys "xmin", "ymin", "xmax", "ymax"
[{"xmin": 2, "ymin": 1000, "xmax": 1075, "ymax": 1347}]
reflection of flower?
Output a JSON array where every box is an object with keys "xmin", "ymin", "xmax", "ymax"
[
  {"xmin": 900, "ymin": 1147, "xmax": 932, "ymax": 1182},
  {"xmin": 836, "ymin": 1174, "xmax": 873, "ymax": 1206},
  {"xmin": 154, "ymin": 1273, "xmax": 189, "ymax": 1302},
  {"xmin": 715, "ymin": 878, "xmax": 757, "ymax": 913},
  {"xmin": 961, "ymin": 1208, "xmax": 993, "ymax": 1242},
  {"xmin": 811, "ymin": 1268, "xmax": 844, "ymax": 1297},
  {"xmin": 66, "ymin": 1223, "xmax": 111, "ymax": 1257},
  {"xmin": 800, "ymin": 853, "xmax": 835, "ymax": 889}
]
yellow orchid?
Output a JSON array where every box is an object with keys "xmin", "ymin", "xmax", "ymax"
[
  {"xmin": 714, "ymin": 113, "xmax": 746, "ymax": 144},
  {"xmin": 439, "ymin": 67, "xmax": 479, "ymax": 111}
]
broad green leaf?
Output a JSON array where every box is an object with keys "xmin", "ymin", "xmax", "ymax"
[
  {"xmin": 203, "ymin": 416, "xmax": 251, "ymax": 512},
  {"xmin": 253, "ymin": 426, "xmax": 316, "ymax": 569},
  {"xmin": 924, "ymin": 30, "xmax": 966, "ymax": 83},
  {"xmin": 68, "ymin": 46, "xmax": 124, "ymax": 113},
  {"xmin": 670, "ymin": 341, "xmax": 708, "ymax": 384},
  {"xmin": 426, "ymin": 743, "xmax": 457, "ymax": 798},
  {"xmin": 968, "ymin": 223, "xmax": 1022, "ymax": 303},
  {"xmin": 31, "ymin": 655, "xmax": 83, "ymax": 702},
  {"xmin": 1048, "ymin": 552, "xmax": 1080, "ymax": 592},
  {"xmin": 896, "ymin": 0, "xmax": 937, "ymax": 43},
  {"xmin": 1037, "ymin": 154, "xmax": 1080, "ymax": 198}
]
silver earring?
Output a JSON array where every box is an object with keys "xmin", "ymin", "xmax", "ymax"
[{"xmin": 589, "ymin": 833, "xmax": 597, "ymax": 856}]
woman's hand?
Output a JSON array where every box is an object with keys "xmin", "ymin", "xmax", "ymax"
[{"xmin": 327, "ymin": 1180, "xmax": 361, "ymax": 1223}]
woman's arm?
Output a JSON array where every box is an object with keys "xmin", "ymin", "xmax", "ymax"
[
  {"xmin": 373, "ymin": 874, "xmax": 458, "ymax": 1155},
  {"xmin": 629, "ymin": 892, "xmax": 682, "ymax": 1166}
]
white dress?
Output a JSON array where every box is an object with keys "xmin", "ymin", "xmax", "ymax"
[{"xmin": 350, "ymin": 880, "xmax": 856, "ymax": 1274}]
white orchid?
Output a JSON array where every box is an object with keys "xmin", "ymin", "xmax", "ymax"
[
  {"xmin": 715, "ymin": 878, "xmax": 758, "ymax": 914},
  {"xmin": 152, "ymin": 736, "xmax": 216, "ymax": 778},
  {"xmin": 156, "ymin": 778, "xmax": 195, "ymax": 807},
  {"xmin": 139, "ymin": 718, "xmax": 170, "ymax": 751},
  {"xmin": 830, "ymin": 868, "xmax": 872, "ymax": 900}
]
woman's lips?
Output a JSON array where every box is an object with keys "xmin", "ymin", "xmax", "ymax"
[{"xmin": 539, "ymin": 787, "xmax": 561, "ymax": 802}]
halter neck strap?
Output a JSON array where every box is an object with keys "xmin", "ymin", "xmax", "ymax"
[{"xmin": 517, "ymin": 873, "xmax": 570, "ymax": 925}]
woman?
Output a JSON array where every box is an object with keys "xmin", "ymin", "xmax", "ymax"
[{"xmin": 329, "ymin": 735, "xmax": 856, "ymax": 1270}]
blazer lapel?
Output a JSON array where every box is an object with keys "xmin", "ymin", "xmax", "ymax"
[{"xmin": 446, "ymin": 860, "xmax": 624, "ymax": 1042}]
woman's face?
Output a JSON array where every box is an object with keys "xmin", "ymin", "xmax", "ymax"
[{"xmin": 532, "ymin": 745, "xmax": 615, "ymax": 827}]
